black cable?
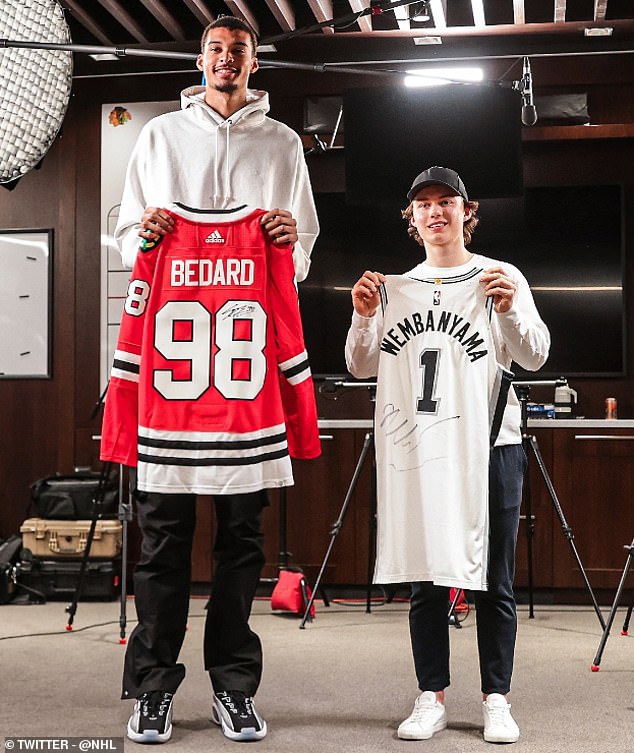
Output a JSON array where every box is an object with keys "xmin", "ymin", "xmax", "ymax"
[
  {"xmin": 0, "ymin": 610, "xmax": 209, "ymax": 642},
  {"xmin": 0, "ymin": 620, "xmax": 120, "ymax": 641},
  {"xmin": 261, "ymin": 0, "xmax": 425, "ymax": 46}
]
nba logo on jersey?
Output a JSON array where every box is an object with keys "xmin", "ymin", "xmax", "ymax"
[
  {"xmin": 205, "ymin": 229, "xmax": 225, "ymax": 244},
  {"xmin": 433, "ymin": 289, "xmax": 441, "ymax": 306}
]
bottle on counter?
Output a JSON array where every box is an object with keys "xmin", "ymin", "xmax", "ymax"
[
  {"xmin": 554, "ymin": 378, "xmax": 577, "ymax": 420},
  {"xmin": 605, "ymin": 397, "xmax": 618, "ymax": 420}
]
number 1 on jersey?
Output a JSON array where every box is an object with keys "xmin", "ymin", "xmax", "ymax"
[{"xmin": 416, "ymin": 348, "xmax": 440, "ymax": 414}]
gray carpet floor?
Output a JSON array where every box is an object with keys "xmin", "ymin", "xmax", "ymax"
[{"xmin": 1, "ymin": 596, "xmax": 632, "ymax": 752}]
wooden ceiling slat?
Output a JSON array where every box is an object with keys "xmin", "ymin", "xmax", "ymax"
[
  {"xmin": 429, "ymin": 0, "xmax": 447, "ymax": 30},
  {"xmin": 471, "ymin": 0, "xmax": 486, "ymax": 27},
  {"xmin": 138, "ymin": 0, "xmax": 186, "ymax": 41},
  {"xmin": 347, "ymin": 1, "xmax": 372, "ymax": 33},
  {"xmin": 594, "ymin": 0, "xmax": 608, "ymax": 22},
  {"xmin": 307, "ymin": 0, "xmax": 335, "ymax": 34},
  {"xmin": 513, "ymin": 1, "xmax": 525, "ymax": 25},
  {"xmin": 60, "ymin": 0, "xmax": 113, "ymax": 45},
  {"xmin": 264, "ymin": 1, "xmax": 295, "ymax": 32},
  {"xmin": 224, "ymin": 0, "xmax": 260, "ymax": 34},
  {"xmin": 94, "ymin": 0, "xmax": 150, "ymax": 43},
  {"xmin": 554, "ymin": 0, "xmax": 567, "ymax": 24},
  {"xmin": 181, "ymin": 0, "xmax": 216, "ymax": 27}
]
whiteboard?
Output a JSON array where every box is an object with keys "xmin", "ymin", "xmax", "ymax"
[
  {"xmin": 0, "ymin": 229, "xmax": 52, "ymax": 377},
  {"xmin": 100, "ymin": 101, "xmax": 179, "ymax": 390}
]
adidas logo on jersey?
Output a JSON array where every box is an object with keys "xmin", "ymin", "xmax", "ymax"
[{"xmin": 205, "ymin": 229, "xmax": 225, "ymax": 244}]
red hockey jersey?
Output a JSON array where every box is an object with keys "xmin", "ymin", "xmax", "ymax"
[{"xmin": 100, "ymin": 203, "xmax": 321, "ymax": 494}]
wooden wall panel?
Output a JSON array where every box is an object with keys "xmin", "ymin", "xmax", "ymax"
[{"xmin": 1, "ymin": 60, "xmax": 634, "ymax": 599}]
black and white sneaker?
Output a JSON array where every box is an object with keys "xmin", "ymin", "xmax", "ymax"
[
  {"xmin": 212, "ymin": 690, "xmax": 267, "ymax": 741},
  {"xmin": 127, "ymin": 690, "xmax": 174, "ymax": 744}
]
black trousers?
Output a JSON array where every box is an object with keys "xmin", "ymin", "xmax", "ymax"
[
  {"xmin": 122, "ymin": 489, "xmax": 267, "ymax": 700},
  {"xmin": 408, "ymin": 444, "xmax": 526, "ymax": 696}
]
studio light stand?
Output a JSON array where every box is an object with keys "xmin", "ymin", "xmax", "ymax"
[
  {"xmin": 66, "ymin": 384, "xmax": 134, "ymax": 641},
  {"xmin": 116, "ymin": 466, "xmax": 134, "ymax": 643},
  {"xmin": 591, "ymin": 536, "xmax": 634, "ymax": 671},
  {"xmin": 515, "ymin": 382, "xmax": 605, "ymax": 629},
  {"xmin": 300, "ymin": 380, "xmax": 379, "ymax": 629},
  {"xmin": 448, "ymin": 588, "xmax": 467, "ymax": 629},
  {"xmin": 64, "ymin": 461, "xmax": 115, "ymax": 630}
]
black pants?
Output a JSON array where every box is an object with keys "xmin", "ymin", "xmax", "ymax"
[
  {"xmin": 122, "ymin": 490, "xmax": 267, "ymax": 700},
  {"xmin": 408, "ymin": 444, "xmax": 526, "ymax": 695}
]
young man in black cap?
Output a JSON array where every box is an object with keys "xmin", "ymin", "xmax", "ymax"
[{"xmin": 345, "ymin": 166, "xmax": 550, "ymax": 743}]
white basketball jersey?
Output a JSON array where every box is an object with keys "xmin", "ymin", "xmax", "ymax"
[{"xmin": 373, "ymin": 270, "xmax": 512, "ymax": 590}]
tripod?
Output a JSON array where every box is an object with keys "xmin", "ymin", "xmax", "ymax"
[
  {"xmin": 300, "ymin": 428, "xmax": 375, "ymax": 629},
  {"xmin": 301, "ymin": 378, "xmax": 471, "ymax": 629},
  {"xmin": 515, "ymin": 383, "xmax": 605, "ymax": 629},
  {"xmin": 591, "ymin": 536, "xmax": 634, "ymax": 671},
  {"xmin": 65, "ymin": 462, "xmax": 132, "ymax": 642}
]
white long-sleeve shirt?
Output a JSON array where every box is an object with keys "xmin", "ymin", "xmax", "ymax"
[
  {"xmin": 345, "ymin": 253, "xmax": 551, "ymax": 445},
  {"xmin": 115, "ymin": 86, "xmax": 319, "ymax": 282}
]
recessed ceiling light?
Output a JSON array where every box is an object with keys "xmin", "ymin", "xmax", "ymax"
[
  {"xmin": 413, "ymin": 36, "xmax": 443, "ymax": 45},
  {"xmin": 89, "ymin": 53, "xmax": 119, "ymax": 61},
  {"xmin": 584, "ymin": 27, "xmax": 613, "ymax": 37},
  {"xmin": 404, "ymin": 66, "xmax": 484, "ymax": 87},
  {"xmin": 257, "ymin": 44, "xmax": 277, "ymax": 53}
]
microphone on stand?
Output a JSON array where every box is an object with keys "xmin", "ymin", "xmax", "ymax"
[{"xmin": 520, "ymin": 56, "xmax": 538, "ymax": 126}]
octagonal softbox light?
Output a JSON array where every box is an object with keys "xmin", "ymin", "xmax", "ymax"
[{"xmin": 0, "ymin": 0, "xmax": 73, "ymax": 184}]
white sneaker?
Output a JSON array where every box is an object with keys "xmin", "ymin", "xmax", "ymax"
[
  {"xmin": 397, "ymin": 691, "xmax": 447, "ymax": 740},
  {"xmin": 127, "ymin": 691, "xmax": 173, "ymax": 744},
  {"xmin": 212, "ymin": 690, "xmax": 267, "ymax": 741},
  {"xmin": 482, "ymin": 693, "xmax": 520, "ymax": 743}
]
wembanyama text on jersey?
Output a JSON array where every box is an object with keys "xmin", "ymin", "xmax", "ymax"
[
  {"xmin": 373, "ymin": 271, "xmax": 513, "ymax": 591},
  {"xmin": 100, "ymin": 203, "xmax": 321, "ymax": 495}
]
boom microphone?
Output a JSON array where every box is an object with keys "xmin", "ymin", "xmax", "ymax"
[{"xmin": 521, "ymin": 56, "xmax": 538, "ymax": 126}]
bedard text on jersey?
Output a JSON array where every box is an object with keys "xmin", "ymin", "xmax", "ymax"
[{"xmin": 170, "ymin": 257, "xmax": 256, "ymax": 287}]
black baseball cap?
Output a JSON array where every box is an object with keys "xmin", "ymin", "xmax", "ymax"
[{"xmin": 407, "ymin": 166, "xmax": 469, "ymax": 202}]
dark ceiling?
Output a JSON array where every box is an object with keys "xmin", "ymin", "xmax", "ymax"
[{"xmin": 56, "ymin": 0, "xmax": 634, "ymax": 79}]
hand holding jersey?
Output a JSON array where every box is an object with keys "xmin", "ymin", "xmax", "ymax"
[
  {"xmin": 479, "ymin": 266, "xmax": 518, "ymax": 313},
  {"xmin": 351, "ymin": 267, "xmax": 518, "ymax": 318},
  {"xmin": 350, "ymin": 270, "xmax": 386, "ymax": 317},
  {"xmin": 139, "ymin": 206, "xmax": 299, "ymax": 248}
]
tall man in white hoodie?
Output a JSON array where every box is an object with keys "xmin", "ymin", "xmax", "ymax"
[
  {"xmin": 115, "ymin": 18, "xmax": 318, "ymax": 281},
  {"xmin": 114, "ymin": 16, "xmax": 319, "ymax": 745}
]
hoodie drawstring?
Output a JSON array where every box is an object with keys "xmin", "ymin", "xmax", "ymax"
[{"xmin": 212, "ymin": 118, "xmax": 232, "ymax": 207}]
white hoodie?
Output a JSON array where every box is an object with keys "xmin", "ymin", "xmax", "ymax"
[{"xmin": 115, "ymin": 86, "xmax": 319, "ymax": 281}]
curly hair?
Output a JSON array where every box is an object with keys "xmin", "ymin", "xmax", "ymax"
[
  {"xmin": 402, "ymin": 199, "xmax": 480, "ymax": 247},
  {"xmin": 200, "ymin": 16, "xmax": 259, "ymax": 55}
]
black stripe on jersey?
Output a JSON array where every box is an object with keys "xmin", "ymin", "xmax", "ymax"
[
  {"xmin": 379, "ymin": 282, "xmax": 389, "ymax": 314},
  {"xmin": 174, "ymin": 201, "xmax": 248, "ymax": 215},
  {"xmin": 138, "ymin": 447, "xmax": 289, "ymax": 467},
  {"xmin": 282, "ymin": 359, "xmax": 309, "ymax": 379},
  {"xmin": 490, "ymin": 367, "xmax": 514, "ymax": 447},
  {"xmin": 485, "ymin": 295, "xmax": 494, "ymax": 321},
  {"xmin": 113, "ymin": 358, "xmax": 140, "ymax": 375},
  {"xmin": 138, "ymin": 431, "xmax": 287, "ymax": 451},
  {"xmin": 410, "ymin": 267, "xmax": 483, "ymax": 285}
]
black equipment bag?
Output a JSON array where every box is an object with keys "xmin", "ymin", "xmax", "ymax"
[
  {"xmin": 0, "ymin": 534, "xmax": 23, "ymax": 604},
  {"xmin": 18, "ymin": 557, "xmax": 120, "ymax": 602},
  {"xmin": 30, "ymin": 471, "xmax": 118, "ymax": 520}
]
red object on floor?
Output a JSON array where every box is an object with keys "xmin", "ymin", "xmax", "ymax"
[{"xmin": 450, "ymin": 588, "xmax": 469, "ymax": 612}]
